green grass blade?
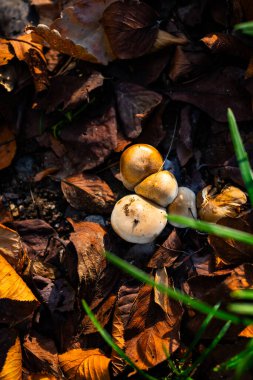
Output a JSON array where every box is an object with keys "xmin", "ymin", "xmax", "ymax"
[
  {"xmin": 81, "ymin": 299, "xmax": 158, "ymax": 380},
  {"xmin": 106, "ymin": 252, "xmax": 253, "ymax": 326},
  {"xmin": 228, "ymin": 303, "xmax": 253, "ymax": 316},
  {"xmin": 166, "ymin": 214, "xmax": 253, "ymax": 245},
  {"xmin": 183, "ymin": 321, "xmax": 231, "ymax": 378},
  {"xmin": 234, "ymin": 339, "xmax": 253, "ymax": 380},
  {"xmin": 231, "ymin": 290, "xmax": 253, "ymax": 300},
  {"xmin": 227, "ymin": 108, "xmax": 253, "ymax": 206},
  {"xmin": 234, "ymin": 21, "xmax": 253, "ymax": 36},
  {"xmin": 182, "ymin": 303, "xmax": 221, "ymax": 363},
  {"xmin": 214, "ymin": 339, "xmax": 253, "ymax": 373}
]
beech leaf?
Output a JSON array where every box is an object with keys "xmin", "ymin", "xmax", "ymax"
[
  {"xmin": 59, "ymin": 348, "xmax": 111, "ymax": 380},
  {"xmin": 0, "ymin": 329, "xmax": 22, "ymax": 380}
]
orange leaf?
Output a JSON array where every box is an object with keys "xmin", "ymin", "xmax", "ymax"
[
  {"xmin": 0, "ymin": 40, "xmax": 14, "ymax": 65},
  {"xmin": 0, "ymin": 330, "xmax": 22, "ymax": 380},
  {"xmin": 0, "ymin": 125, "xmax": 16, "ymax": 170},
  {"xmin": 59, "ymin": 348, "xmax": 111, "ymax": 380},
  {"xmin": 0, "ymin": 223, "xmax": 24, "ymax": 271},
  {"xmin": 25, "ymin": 375, "xmax": 58, "ymax": 380},
  {"xmin": 111, "ymin": 305, "xmax": 125, "ymax": 376}
]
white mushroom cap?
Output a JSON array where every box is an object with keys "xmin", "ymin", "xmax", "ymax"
[
  {"xmin": 168, "ymin": 187, "xmax": 197, "ymax": 228},
  {"xmin": 134, "ymin": 170, "xmax": 178, "ymax": 207},
  {"xmin": 111, "ymin": 194, "xmax": 167, "ymax": 243}
]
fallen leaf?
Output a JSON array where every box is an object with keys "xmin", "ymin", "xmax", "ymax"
[
  {"xmin": 34, "ymin": 167, "xmax": 59, "ymax": 182},
  {"xmin": 28, "ymin": 0, "xmax": 117, "ymax": 64},
  {"xmin": 23, "ymin": 332, "xmax": 59, "ymax": 377},
  {"xmin": 0, "ymin": 40, "xmax": 14, "ymax": 65},
  {"xmin": 111, "ymin": 305, "xmax": 126, "ymax": 376},
  {"xmin": 102, "ymin": 0, "xmax": 159, "ymax": 59},
  {"xmin": 115, "ymin": 82, "xmax": 162, "ymax": 138},
  {"xmin": 0, "ymin": 254, "xmax": 39, "ymax": 323},
  {"xmin": 0, "ymin": 329, "xmax": 22, "ymax": 380},
  {"xmin": 169, "ymin": 66, "xmax": 253, "ymax": 122},
  {"xmin": 61, "ymin": 173, "xmax": 116, "ymax": 214},
  {"xmin": 60, "ymin": 106, "xmax": 118, "ymax": 171},
  {"xmin": 124, "ymin": 284, "xmax": 182, "ymax": 370},
  {"xmin": 154, "ymin": 267, "xmax": 170, "ymax": 313},
  {"xmin": 0, "ymin": 197, "xmax": 13, "ymax": 224},
  {"xmin": 59, "ymin": 348, "xmax": 111, "ymax": 380},
  {"xmin": 208, "ymin": 213, "xmax": 253, "ymax": 265},
  {"xmin": 0, "ymin": 124, "xmax": 16, "ymax": 170},
  {"xmin": 37, "ymin": 72, "xmax": 104, "ymax": 113},
  {"xmin": 0, "ymin": 223, "xmax": 24, "ymax": 271},
  {"xmin": 30, "ymin": 0, "xmax": 61, "ymax": 26},
  {"xmin": 24, "ymin": 374, "xmax": 58, "ymax": 380},
  {"xmin": 68, "ymin": 220, "xmax": 107, "ymax": 297}
]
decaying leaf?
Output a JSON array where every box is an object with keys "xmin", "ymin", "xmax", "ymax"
[
  {"xmin": 24, "ymin": 374, "xmax": 58, "ymax": 380},
  {"xmin": 0, "ymin": 253, "xmax": 39, "ymax": 323},
  {"xmin": 154, "ymin": 267, "xmax": 170, "ymax": 313},
  {"xmin": 0, "ymin": 329, "xmax": 22, "ymax": 380},
  {"xmin": 111, "ymin": 304, "xmax": 126, "ymax": 376},
  {"xmin": 23, "ymin": 332, "xmax": 60, "ymax": 377},
  {"xmin": 61, "ymin": 173, "xmax": 116, "ymax": 214},
  {"xmin": 0, "ymin": 33, "xmax": 48, "ymax": 91},
  {"xmin": 197, "ymin": 185, "xmax": 247, "ymax": 222},
  {"xmin": 59, "ymin": 348, "xmax": 111, "ymax": 380},
  {"xmin": 208, "ymin": 212, "xmax": 253, "ymax": 265},
  {"xmin": 68, "ymin": 220, "xmax": 107, "ymax": 296},
  {"xmin": 124, "ymin": 284, "xmax": 182, "ymax": 370},
  {"xmin": 60, "ymin": 106, "xmax": 118, "ymax": 171},
  {"xmin": 28, "ymin": 0, "xmax": 117, "ymax": 64},
  {"xmin": 102, "ymin": 1, "xmax": 159, "ymax": 59},
  {"xmin": 115, "ymin": 82, "xmax": 162, "ymax": 138},
  {"xmin": 0, "ymin": 125, "xmax": 16, "ymax": 170},
  {"xmin": 0, "ymin": 223, "xmax": 24, "ymax": 271}
]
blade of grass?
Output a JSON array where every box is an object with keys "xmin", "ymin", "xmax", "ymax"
[
  {"xmin": 183, "ymin": 321, "xmax": 231, "ymax": 378},
  {"xmin": 105, "ymin": 251, "xmax": 253, "ymax": 326},
  {"xmin": 227, "ymin": 108, "xmax": 253, "ymax": 206},
  {"xmin": 214, "ymin": 339, "xmax": 253, "ymax": 372},
  {"xmin": 234, "ymin": 21, "xmax": 253, "ymax": 36},
  {"xmin": 231, "ymin": 290, "xmax": 253, "ymax": 300},
  {"xmin": 166, "ymin": 214, "xmax": 253, "ymax": 246},
  {"xmin": 81, "ymin": 299, "xmax": 158, "ymax": 380},
  {"xmin": 234, "ymin": 339, "xmax": 253, "ymax": 380},
  {"xmin": 228, "ymin": 303, "xmax": 253, "ymax": 315}
]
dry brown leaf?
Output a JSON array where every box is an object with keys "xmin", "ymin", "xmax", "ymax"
[
  {"xmin": 0, "ymin": 223, "xmax": 24, "ymax": 271},
  {"xmin": 102, "ymin": 1, "xmax": 159, "ymax": 59},
  {"xmin": 115, "ymin": 82, "xmax": 162, "ymax": 138},
  {"xmin": 61, "ymin": 173, "xmax": 116, "ymax": 214},
  {"xmin": 0, "ymin": 254, "xmax": 39, "ymax": 323},
  {"xmin": 111, "ymin": 304, "xmax": 126, "ymax": 376},
  {"xmin": 59, "ymin": 348, "xmax": 111, "ymax": 380},
  {"xmin": 24, "ymin": 374, "xmax": 58, "ymax": 380},
  {"xmin": 154, "ymin": 267, "xmax": 170, "ymax": 313},
  {"xmin": 23, "ymin": 332, "xmax": 59, "ymax": 377},
  {"xmin": 34, "ymin": 167, "xmax": 59, "ymax": 182},
  {"xmin": 0, "ymin": 329, "xmax": 22, "ymax": 380},
  {"xmin": 0, "ymin": 40, "xmax": 14, "ymax": 65},
  {"xmin": 28, "ymin": 0, "xmax": 116, "ymax": 64},
  {"xmin": 68, "ymin": 220, "xmax": 107, "ymax": 296},
  {"xmin": 0, "ymin": 125, "xmax": 16, "ymax": 170},
  {"xmin": 125, "ymin": 284, "xmax": 182, "ymax": 370}
]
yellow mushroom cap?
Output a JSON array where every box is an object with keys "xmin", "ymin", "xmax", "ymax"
[
  {"xmin": 120, "ymin": 144, "xmax": 163, "ymax": 190},
  {"xmin": 168, "ymin": 187, "xmax": 197, "ymax": 228},
  {"xmin": 111, "ymin": 194, "xmax": 167, "ymax": 243},
  {"xmin": 134, "ymin": 170, "xmax": 178, "ymax": 207}
]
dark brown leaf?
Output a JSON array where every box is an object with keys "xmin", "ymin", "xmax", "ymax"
[
  {"xmin": 115, "ymin": 82, "xmax": 162, "ymax": 138},
  {"xmin": 102, "ymin": 1, "xmax": 159, "ymax": 59},
  {"xmin": 169, "ymin": 66, "xmax": 253, "ymax": 122},
  {"xmin": 61, "ymin": 173, "xmax": 116, "ymax": 214}
]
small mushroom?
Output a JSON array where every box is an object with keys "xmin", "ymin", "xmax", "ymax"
[
  {"xmin": 197, "ymin": 185, "xmax": 247, "ymax": 223},
  {"xmin": 111, "ymin": 194, "xmax": 167, "ymax": 243},
  {"xmin": 134, "ymin": 170, "xmax": 178, "ymax": 207},
  {"xmin": 120, "ymin": 144, "xmax": 163, "ymax": 190},
  {"xmin": 168, "ymin": 187, "xmax": 197, "ymax": 228}
]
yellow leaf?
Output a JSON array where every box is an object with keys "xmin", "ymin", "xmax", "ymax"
[
  {"xmin": 0, "ymin": 335, "xmax": 22, "ymax": 380},
  {"xmin": 0, "ymin": 254, "xmax": 37, "ymax": 302},
  {"xmin": 59, "ymin": 348, "xmax": 111, "ymax": 380},
  {"xmin": 25, "ymin": 375, "xmax": 58, "ymax": 380}
]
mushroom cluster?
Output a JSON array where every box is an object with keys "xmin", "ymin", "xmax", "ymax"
[
  {"xmin": 111, "ymin": 144, "xmax": 198, "ymax": 243},
  {"xmin": 111, "ymin": 144, "xmax": 247, "ymax": 244}
]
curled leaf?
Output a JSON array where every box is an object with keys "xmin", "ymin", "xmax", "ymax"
[{"xmin": 197, "ymin": 185, "xmax": 247, "ymax": 223}]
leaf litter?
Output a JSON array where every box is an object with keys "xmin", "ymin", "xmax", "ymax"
[{"xmin": 1, "ymin": 0, "xmax": 253, "ymax": 379}]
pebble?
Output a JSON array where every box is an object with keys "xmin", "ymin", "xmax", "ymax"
[{"xmin": 84, "ymin": 215, "xmax": 106, "ymax": 226}]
